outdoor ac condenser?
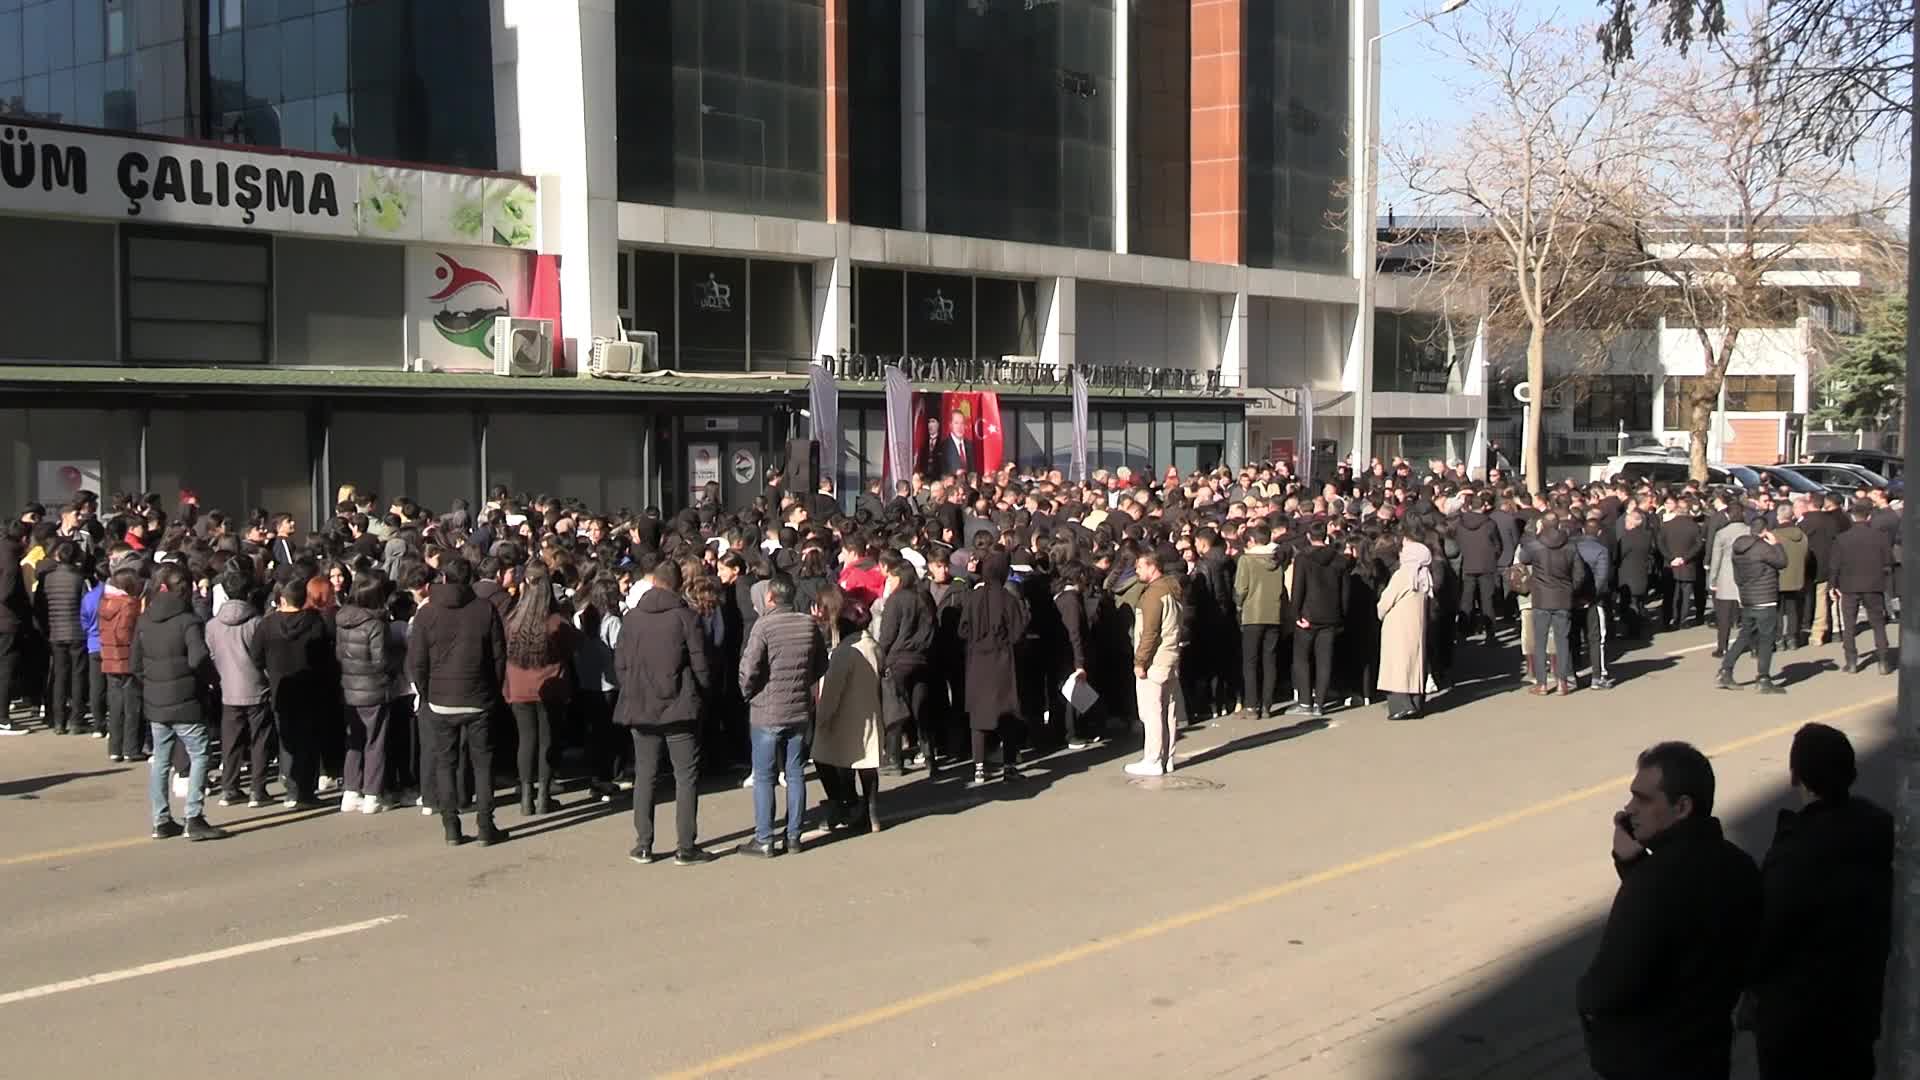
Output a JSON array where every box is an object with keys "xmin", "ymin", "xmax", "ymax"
[
  {"xmin": 492, "ymin": 317, "xmax": 554, "ymax": 377},
  {"xmin": 590, "ymin": 330, "xmax": 661, "ymax": 375}
]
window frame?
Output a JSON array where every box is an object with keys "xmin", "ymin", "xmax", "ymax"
[{"xmin": 120, "ymin": 225, "xmax": 274, "ymax": 367}]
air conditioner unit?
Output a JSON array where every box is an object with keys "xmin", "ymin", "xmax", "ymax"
[
  {"xmin": 591, "ymin": 330, "xmax": 661, "ymax": 375},
  {"xmin": 491, "ymin": 317, "xmax": 554, "ymax": 378}
]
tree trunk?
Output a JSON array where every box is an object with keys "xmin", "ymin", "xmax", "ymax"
[
  {"xmin": 1888, "ymin": 18, "xmax": 1919, "ymax": 1074},
  {"xmin": 1687, "ymin": 329, "xmax": 1741, "ymax": 482},
  {"xmin": 1524, "ymin": 319, "xmax": 1546, "ymax": 494}
]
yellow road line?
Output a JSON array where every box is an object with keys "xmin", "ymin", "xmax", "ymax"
[
  {"xmin": 658, "ymin": 691, "xmax": 1898, "ymax": 1080},
  {"xmin": 0, "ymin": 806, "xmax": 341, "ymax": 868}
]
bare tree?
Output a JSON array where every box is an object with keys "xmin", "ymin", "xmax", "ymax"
[
  {"xmin": 1616, "ymin": 39, "xmax": 1899, "ymax": 479},
  {"xmin": 1387, "ymin": 9, "xmax": 1649, "ymax": 491}
]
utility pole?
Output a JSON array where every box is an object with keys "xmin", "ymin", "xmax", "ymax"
[{"xmin": 1891, "ymin": 14, "xmax": 1919, "ymax": 1078}]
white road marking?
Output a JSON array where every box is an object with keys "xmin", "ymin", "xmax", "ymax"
[
  {"xmin": 0, "ymin": 915, "xmax": 406, "ymax": 1007},
  {"xmin": 1664, "ymin": 642, "xmax": 1718, "ymax": 657}
]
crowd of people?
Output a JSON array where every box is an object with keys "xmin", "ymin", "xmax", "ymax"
[{"xmin": 0, "ymin": 454, "xmax": 1901, "ymax": 858}]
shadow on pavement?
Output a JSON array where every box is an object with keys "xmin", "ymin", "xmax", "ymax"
[
  {"xmin": 1381, "ymin": 707, "xmax": 1898, "ymax": 1080},
  {"xmin": 1, "ymin": 767, "xmax": 134, "ymax": 798}
]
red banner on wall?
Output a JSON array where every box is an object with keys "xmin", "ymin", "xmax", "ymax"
[{"xmin": 917, "ymin": 392, "xmax": 1003, "ymax": 478}]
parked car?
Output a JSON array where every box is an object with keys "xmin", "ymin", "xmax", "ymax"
[
  {"xmin": 1755, "ymin": 465, "xmax": 1828, "ymax": 495},
  {"xmin": 1812, "ymin": 449, "xmax": 1904, "ymax": 480},
  {"xmin": 1786, "ymin": 461, "xmax": 1888, "ymax": 494},
  {"xmin": 1604, "ymin": 454, "xmax": 1763, "ymax": 489}
]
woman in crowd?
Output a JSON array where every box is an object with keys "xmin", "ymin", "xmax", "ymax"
[
  {"xmin": 958, "ymin": 552, "xmax": 1028, "ymax": 787},
  {"xmin": 335, "ymin": 570, "xmax": 391, "ymax": 813},
  {"xmin": 813, "ymin": 602, "xmax": 883, "ymax": 833},
  {"xmin": 875, "ymin": 560, "xmax": 937, "ymax": 774},
  {"xmin": 1376, "ymin": 536, "xmax": 1432, "ymax": 722},
  {"xmin": 504, "ymin": 562, "xmax": 575, "ymax": 816}
]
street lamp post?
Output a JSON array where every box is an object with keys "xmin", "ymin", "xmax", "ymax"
[{"xmin": 1354, "ymin": 0, "xmax": 1471, "ymax": 473}]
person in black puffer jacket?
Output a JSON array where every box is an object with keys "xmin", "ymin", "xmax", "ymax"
[
  {"xmin": 1455, "ymin": 502, "xmax": 1506, "ymax": 643},
  {"xmin": 1519, "ymin": 520, "xmax": 1588, "ymax": 695},
  {"xmin": 1716, "ymin": 530, "xmax": 1788, "ymax": 693},
  {"xmin": 0, "ymin": 526, "xmax": 31, "ymax": 733},
  {"xmin": 1288, "ymin": 526, "xmax": 1348, "ymax": 716},
  {"xmin": 132, "ymin": 563, "xmax": 227, "ymax": 840},
  {"xmin": 258, "ymin": 578, "xmax": 334, "ymax": 808},
  {"xmin": 408, "ymin": 555, "xmax": 508, "ymax": 847},
  {"xmin": 33, "ymin": 541, "xmax": 89, "ymax": 734},
  {"xmin": 877, "ymin": 561, "xmax": 941, "ymax": 770},
  {"xmin": 334, "ymin": 571, "xmax": 392, "ymax": 812}
]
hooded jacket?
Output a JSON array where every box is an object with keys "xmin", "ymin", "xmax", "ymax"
[
  {"xmin": 876, "ymin": 583, "xmax": 937, "ymax": 675},
  {"xmin": 1573, "ymin": 531, "xmax": 1614, "ymax": 600},
  {"xmin": 614, "ymin": 587, "xmax": 710, "ymax": 728},
  {"xmin": 1455, "ymin": 512, "xmax": 1506, "ymax": 575},
  {"xmin": 1291, "ymin": 544, "xmax": 1348, "ymax": 628},
  {"xmin": 1770, "ymin": 523, "xmax": 1809, "ymax": 593},
  {"xmin": 205, "ymin": 599, "xmax": 268, "ymax": 706},
  {"xmin": 1131, "ymin": 572, "xmax": 1183, "ymax": 675},
  {"xmin": 1518, "ymin": 527, "xmax": 1587, "ymax": 611},
  {"xmin": 131, "ymin": 589, "xmax": 210, "ymax": 725},
  {"xmin": 406, "ymin": 582, "xmax": 507, "ymax": 713},
  {"xmin": 1233, "ymin": 544, "xmax": 1285, "ymax": 625},
  {"xmin": 97, "ymin": 586, "xmax": 139, "ymax": 675},
  {"xmin": 1729, "ymin": 534, "xmax": 1788, "ymax": 608},
  {"xmin": 34, "ymin": 561, "xmax": 86, "ymax": 645},
  {"xmin": 333, "ymin": 603, "xmax": 390, "ymax": 708},
  {"xmin": 258, "ymin": 606, "xmax": 334, "ymax": 703},
  {"xmin": 82, "ymin": 581, "xmax": 105, "ymax": 654}
]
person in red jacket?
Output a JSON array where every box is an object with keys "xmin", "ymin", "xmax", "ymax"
[
  {"xmin": 97, "ymin": 567, "xmax": 144, "ymax": 760},
  {"xmin": 503, "ymin": 563, "xmax": 575, "ymax": 817},
  {"xmin": 836, "ymin": 534, "xmax": 886, "ymax": 610}
]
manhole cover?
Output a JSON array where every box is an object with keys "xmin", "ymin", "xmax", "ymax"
[{"xmin": 1126, "ymin": 774, "xmax": 1223, "ymax": 791}]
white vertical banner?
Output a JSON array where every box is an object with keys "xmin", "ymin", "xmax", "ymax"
[
  {"xmin": 1071, "ymin": 366, "xmax": 1090, "ymax": 482},
  {"xmin": 808, "ymin": 361, "xmax": 840, "ymax": 489},
  {"xmin": 884, "ymin": 367, "xmax": 915, "ymax": 492},
  {"xmin": 1298, "ymin": 383, "xmax": 1315, "ymax": 482}
]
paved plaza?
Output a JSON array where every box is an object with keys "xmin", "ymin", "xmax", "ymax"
[{"xmin": 0, "ymin": 623, "xmax": 1900, "ymax": 1079}]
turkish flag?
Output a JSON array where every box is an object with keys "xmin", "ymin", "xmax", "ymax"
[{"xmin": 977, "ymin": 391, "xmax": 1004, "ymax": 472}]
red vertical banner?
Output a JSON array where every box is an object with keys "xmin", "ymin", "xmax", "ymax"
[
  {"xmin": 977, "ymin": 391, "xmax": 1004, "ymax": 472},
  {"xmin": 527, "ymin": 253, "xmax": 564, "ymax": 373}
]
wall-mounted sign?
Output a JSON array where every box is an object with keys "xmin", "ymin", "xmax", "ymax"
[
  {"xmin": 730, "ymin": 447, "xmax": 758, "ymax": 485},
  {"xmin": 0, "ymin": 120, "xmax": 537, "ymax": 249},
  {"xmin": 688, "ymin": 442, "xmax": 722, "ymax": 503},
  {"xmin": 819, "ymin": 352, "xmax": 1229, "ymax": 395},
  {"xmin": 405, "ymin": 247, "xmax": 534, "ymax": 372}
]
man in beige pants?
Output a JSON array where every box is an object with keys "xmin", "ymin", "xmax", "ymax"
[{"xmin": 1129, "ymin": 551, "xmax": 1186, "ymax": 778}]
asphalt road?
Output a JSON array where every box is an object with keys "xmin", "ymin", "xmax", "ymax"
[{"xmin": 0, "ymin": 622, "xmax": 1901, "ymax": 1079}]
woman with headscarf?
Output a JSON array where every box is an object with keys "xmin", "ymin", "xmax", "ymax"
[
  {"xmin": 957, "ymin": 551, "xmax": 1029, "ymax": 786},
  {"xmin": 1376, "ymin": 535, "xmax": 1432, "ymax": 721},
  {"xmin": 813, "ymin": 601, "xmax": 884, "ymax": 833}
]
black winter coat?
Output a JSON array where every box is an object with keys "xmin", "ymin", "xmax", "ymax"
[
  {"xmin": 1519, "ymin": 528, "xmax": 1587, "ymax": 612},
  {"xmin": 1729, "ymin": 535, "xmax": 1787, "ymax": 607},
  {"xmin": 1487, "ymin": 510, "xmax": 1522, "ymax": 567},
  {"xmin": 613, "ymin": 587, "xmax": 710, "ymax": 729},
  {"xmin": 333, "ymin": 604, "xmax": 389, "ymax": 708},
  {"xmin": 739, "ymin": 607, "xmax": 827, "ymax": 728},
  {"xmin": 1658, "ymin": 516, "xmax": 1705, "ymax": 581},
  {"xmin": 1053, "ymin": 586, "xmax": 1093, "ymax": 673},
  {"xmin": 406, "ymin": 583, "xmax": 507, "ymax": 714},
  {"xmin": 1576, "ymin": 816, "xmax": 1761, "ymax": 1080},
  {"xmin": 34, "ymin": 562, "xmax": 87, "ymax": 644},
  {"xmin": 959, "ymin": 582, "xmax": 1029, "ymax": 732},
  {"xmin": 1616, "ymin": 524, "xmax": 1654, "ymax": 596},
  {"xmin": 0, "ymin": 538, "xmax": 29, "ymax": 634},
  {"xmin": 132, "ymin": 590, "xmax": 210, "ymax": 726},
  {"xmin": 875, "ymin": 585, "xmax": 936, "ymax": 676},
  {"xmin": 1455, "ymin": 512, "xmax": 1505, "ymax": 575},
  {"xmin": 1827, "ymin": 525, "xmax": 1893, "ymax": 595},
  {"xmin": 1750, "ymin": 796, "xmax": 1894, "ymax": 1059},
  {"xmin": 1799, "ymin": 509, "xmax": 1847, "ymax": 582},
  {"xmin": 258, "ymin": 608, "xmax": 334, "ymax": 701},
  {"xmin": 1292, "ymin": 545, "xmax": 1348, "ymax": 628}
]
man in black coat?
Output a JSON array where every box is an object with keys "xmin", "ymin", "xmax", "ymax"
[
  {"xmin": 1715, "ymin": 528, "xmax": 1788, "ymax": 693},
  {"xmin": 1615, "ymin": 508, "xmax": 1656, "ymax": 638},
  {"xmin": 408, "ymin": 555, "xmax": 509, "ymax": 847},
  {"xmin": 1799, "ymin": 492, "xmax": 1848, "ymax": 645},
  {"xmin": 1748, "ymin": 723, "xmax": 1893, "ymax": 1080},
  {"xmin": 133, "ymin": 563, "xmax": 229, "ymax": 841},
  {"xmin": 32, "ymin": 541, "xmax": 89, "ymax": 735},
  {"xmin": 1577, "ymin": 741, "xmax": 1760, "ymax": 1080},
  {"xmin": 614, "ymin": 560, "xmax": 712, "ymax": 865},
  {"xmin": 1455, "ymin": 499, "xmax": 1506, "ymax": 644},
  {"xmin": 1826, "ymin": 502, "xmax": 1895, "ymax": 675},
  {"xmin": 1518, "ymin": 518, "xmax": 1588, "ymax": 695},
  {"xmin": 1287, "ymin": 524, "xmax": 1347, "ymax": 717},
  {"xmin": 0, "ymin": 524, "xmax": 34, "ymax": 734},
  {"xmin": 1657, "ymin": 504, "xmax": 1705, "ymax": 629}
]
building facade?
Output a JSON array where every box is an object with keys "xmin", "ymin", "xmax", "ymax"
[{"xmin": 0, "ymin": 0, "xmax": 1478, "ymax": 517}]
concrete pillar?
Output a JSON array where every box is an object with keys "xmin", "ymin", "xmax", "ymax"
[
  {"xmin": 1347, "ymin": 0, "xmax": 1381, "ymax": 469},
  {"xmin": 901, "ymin": 0, "xmax": 928, "ymax": 232},
  {"xmin": 812, "ymin": 251, "xmax": 852, "ymax": 360},
  {"xmin": 493, "ymin": 0, "xmax": 622, "ymax": 372},
  {"xmin": 1219, "ymin": 290, "xmax": 1249, "ymax": 389},
  {"xmin": 1189, "ymin": 0, "xmax": 1243, "ymax": 264},
  {"xmin": 1039, "ymin": 277, "xmax": 1077, "ymax": 370}
]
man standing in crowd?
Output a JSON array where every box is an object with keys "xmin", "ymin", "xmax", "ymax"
[
  {"xmin": 1768, "ymin": 503, "xmax": 1809, "ymax": 652},
  {"xmin": 737, "ymin": 576, "xmax": 827, "ymax": 857},
  {"xmin": 1520, "ymin": 514, "xmax": 1587, "ymax": 696},
  {"xmin": 408, "ymin": 555, "xmax": 509, "ymax": 847},
  {"xmin": 1129, "ymin": 549, "xmax": 1184, "ymax": 777},
  {"xmin": 617, "ymin": 559, "xmax": 714, "ymax": 866},
  {"xmin": 1577, "ymin": 741, "xmax": 1759, "ymax": 1080},
  {"xmin": 1456, "ymin": 497, "xmax": 1506, "ymax": 646},
  {"xmin": 1826, "ymin": 501, "xmax": 1895, "ymax": 675},
  {"xmin": 1748, "ymin": 723, "xmax": 1893, "ymax": 1080},
  {"xmin": 1233, "ymin": 523, "xmax": 1285, "ymax": 720},
  {"xmin": 33, "ymin": 541, "xmax": 88, "ymax": 734},
  {"xmin": 0, "ymin": 522, "xmax": 29, "ymax": 734},
  {"xmin": 1288, "ymin": 523, "xmax": 1345, "ymax": 717},
  {"xmin": 1800, "ymin": 491, "xmax": 1847, "ymax": 646},
  {"xmin": 1573, "ymin": 517, "xmax": 1615, "ymax": 690},
  {"xmin": 134, "ymin": 563, "xmax": 229, "ymax": 841},
  {"xmin": 1659, "ymin": 501, "xmax": 1705, "ymax": 630},
  {"xmin": 1716, "ymin": 524, "xmax": 1788, "ymax": 693},
  {"xmin": 1705, "ymin": 495, "xmax": 1750, "ymax": 659}
]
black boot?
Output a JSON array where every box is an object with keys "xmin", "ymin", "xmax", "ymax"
[
  {"xmin": 476, "ymin": 817, "xmax": 507, "ymax": 846},
  {"xmin": 518, "ymin": 784, "xmax": 535, "ymax": 817},
  {"xmin": 443, "ymin": 814, "xmax": 468, "ymax": 846},
  {"xmin": 536, "ymin": 777, "xmax": 557, "ymax": 815}
]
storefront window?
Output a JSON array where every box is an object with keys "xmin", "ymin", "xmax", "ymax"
[
  {"xmin": 627, "ymin": 249, "xmax": 677, "ymax": 357},
  {"xmin": 487, "ymin": 411, "xmax": 646, "ymax": 514},
  {"xmin": 329, "ymin": 409, "xmax": 475, "ymax": 514},
  {"xmin": 0, "ymin": 407, "xmax": 143, "ymax": 516},
  {"xmin": 123, "ymin": 228, "xmax": 271, "ymax": 366},
  {"xmin": 677, "ymin": 254, "xmax": 749, "ymax": 371},
  {"xmin": 1724, "ymin": 375, "xmax": 1794, "ymax": 412},
  {"xmin": 1373, "ymin": 311, "xmax": 1461, "ymax": 394},
  {"xmin": 147, "ymin": 406, "xmax": 309, "ymax": 519},
  {"xmin": 855, "ymin": 269, "xmax": 1038, "ymax": 360},
  {"xmin": 750, "ymin": 259, "xmax": 814, "ymax": 371},
  {"xmin": 1017, "ymin": 409, "xmax": 1048, "ymax": 471}
]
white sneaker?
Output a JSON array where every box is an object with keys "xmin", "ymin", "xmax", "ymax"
[
  {"xmin": 1123, "ymin": 760, "xmax": 1166, "ymax": 777},
  {"xmin": 171, "ymin": 775, "xmax": 188, "ymax": 798},
  {"xmin": 421, "ymin": 805, "xmax": 435, "ymax": 816},
  {"xmin": 740, "ymin": 774, "xmax": 755, "ymax": 790},
  {"xmin": 340, "ymin": 791, "xmax": 360, "ymax": 813},
  {"xmin": 359, "ymin": 796, "xmax": 383, "ymax": 815},
  {"xmin": 218, "ymin": 794, "xmax": 242, "ymax": 807},
  {"xmin": 283, "ymin": 796, "xmax": 299, "ymax": 808},
  {"xmin": 317, "ymin": 774, "xmax": 335, "ymax": 793}
]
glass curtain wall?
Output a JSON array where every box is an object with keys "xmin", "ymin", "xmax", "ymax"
[
  {"xmin": 616, "ymin": 0, "xmax": 827, "ymax": 220},
  {"xmin": 1244, "ymin": 1, "xmax": 1351, "ymax": 272},
  {"xmin": 924, "ymin": 0, "xmax": 1115, "ymax": 250}
]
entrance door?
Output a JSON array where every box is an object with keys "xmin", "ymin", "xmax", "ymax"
[
  {"xmin": 722, "ymin": 439, "xmax": 765, "ymax": 509},
  {"xmin": 1173, "ymin": 441, "xmax": 1223, "ymax": 475}
]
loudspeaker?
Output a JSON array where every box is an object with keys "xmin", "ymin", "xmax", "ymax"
[{"xmin": 785, "ymin": 438, "xmax": 821, "ymax": 494}]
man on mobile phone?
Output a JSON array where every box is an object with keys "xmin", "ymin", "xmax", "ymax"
[{"xmin": 1576, "ymin": 742, "xmax": 1760, "ymax": 1080}]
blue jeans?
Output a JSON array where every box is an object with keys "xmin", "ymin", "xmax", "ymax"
[
  {"xmin": 1530, "ymin": 608, "xmax": 1573, "ymax": 685},
  {"xmin": 750, "ymin": 724, "xmax": 807, "ymax": 845},
  {"xmin": 150, "ymin": 722, "xmax": 210, "ymax": 825}
]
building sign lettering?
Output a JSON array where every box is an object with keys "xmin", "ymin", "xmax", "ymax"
[{"xmin": 821, "ymin": 351, "xmax": 1226, "ymax": 395}]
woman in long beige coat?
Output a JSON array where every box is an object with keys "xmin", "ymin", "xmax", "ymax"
[
  {"xmin": 1376, "ymin": 537, "xmax": 1433, "ymax": 721},
  {"xmin": 814, "ymin": 608, "xmax": 885, "ymax": 833}
]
